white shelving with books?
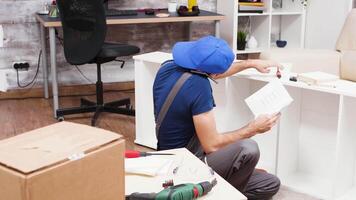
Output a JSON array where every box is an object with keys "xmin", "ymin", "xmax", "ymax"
[{"xmin": 217, "ymin": 0, "xmax": 306, "ymax": 54}]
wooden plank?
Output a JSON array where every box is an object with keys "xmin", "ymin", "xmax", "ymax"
[{"xmin": 0, "ymin": 82, "xmax": 134, "ymax": 100}]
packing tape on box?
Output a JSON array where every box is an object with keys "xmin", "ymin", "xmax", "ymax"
[{"xmin": 68, "ymin": 152, "xmax": 85, "ymax": 161}]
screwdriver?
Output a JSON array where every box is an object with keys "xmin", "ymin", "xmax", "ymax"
[{"xmin": 125, "ymin": 150, "xmax": 174, "ymax": 158}]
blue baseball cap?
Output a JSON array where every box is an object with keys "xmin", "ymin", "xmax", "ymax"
[{"xmin": 172, "ymin": 35, "xmax": 235, "ymax": 74}]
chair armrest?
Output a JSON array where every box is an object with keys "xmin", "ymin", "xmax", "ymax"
[{"xmin": 260, "ymin": 48, "xmax": 341, "ymax": 75}]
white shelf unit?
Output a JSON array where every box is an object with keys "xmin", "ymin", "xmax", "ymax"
[
  {"xmin": 134, "ymin": 52, "xmax": 356, "ymax": 200},
  {"xmin": 221, "ymin": 75, "xmax": 356, "ymax": 200},
  {"xmin": 217, "ymin": 0, "xmax": 306, "ymax": 54}
]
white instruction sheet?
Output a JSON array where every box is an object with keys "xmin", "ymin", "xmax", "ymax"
[{"xmin": 245, "ymin": 80, "xmax": 293, "ymax": 117}]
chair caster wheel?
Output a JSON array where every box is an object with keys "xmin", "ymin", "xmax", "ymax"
[{"xmin": 57, "ymin": 116, "xmax": 64, "ymax": 122}]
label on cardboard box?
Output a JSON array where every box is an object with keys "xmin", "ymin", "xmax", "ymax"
[{"xmin": 68, "ymin": 152, "xmax": 85, "ymax": 161}]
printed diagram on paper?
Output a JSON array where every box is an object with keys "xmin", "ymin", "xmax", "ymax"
[{"xmin": 245, "ymin": 80, "xmax": 294, "ymax": 117}]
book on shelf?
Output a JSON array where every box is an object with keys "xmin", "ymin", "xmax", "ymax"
[
  {"xmin": 239, "ymin": 5, "xmax": 265, "ymax": 11},
  {"xmin": 238, "ymin": 10, "xmax": 264, "ymax": 13},
  {"xmin": 239, "ymin": 0, "xmax": 262, "ymax": 2},
  {"xmin": 239, "ymin": 2, "xmax": 264, "ymax": 7}
]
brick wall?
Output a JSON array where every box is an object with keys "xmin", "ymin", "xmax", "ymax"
[{"xmin": 0, "ymin": 0, "xmax": 217, "ymax": 89}]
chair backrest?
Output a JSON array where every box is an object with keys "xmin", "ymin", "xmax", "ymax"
[
  {"xmin": 336, "ymin": 9, "xmax": 356, "ymax": 51},
  {"xmin": 57, "ymin": 0, "xmax": 106, "ymax": 65}
]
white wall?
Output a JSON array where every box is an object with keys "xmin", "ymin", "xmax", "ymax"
[{"xmin": 305, "ymin": 0, "xmax": 353, "ymax": 49}]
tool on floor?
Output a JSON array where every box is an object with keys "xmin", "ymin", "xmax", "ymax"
[
  {"xmin": 125, "ymin": 150, "xmax": 174, "ymax": 158},
  {"xmin": 126, "ymin": 178, "xmax": 217, "ymax": 200}
]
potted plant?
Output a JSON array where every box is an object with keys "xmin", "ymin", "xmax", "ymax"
[{"xmin": 237, "ymin": 31, "xmax": 247, "ymax": 50}]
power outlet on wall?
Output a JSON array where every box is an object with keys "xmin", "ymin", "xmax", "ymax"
[{"xmin": 13, "ymin": 62, "xmax": 30, "ymax": 71}]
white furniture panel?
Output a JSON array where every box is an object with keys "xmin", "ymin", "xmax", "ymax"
[
  {"xmin": 277, "ymin": 86, "xmax": 301, "ymax": 175},
  {"xmin": 334, "ymin": 96, "xmax": 356, "ymax": 198},
  {"xmin": 281, "ymin": 90, "xmax": 340, "ymax": 199},
  {"xmin": 134, "ymin": 52, "xmax": 173, "ymax": 149},
  {"xmin": 225, "ymin": 78, "xmax": 278, "ymax": 173},
  {"xmin": 212, "ymin": 79, "xmax": 229, "ymax": 133}
]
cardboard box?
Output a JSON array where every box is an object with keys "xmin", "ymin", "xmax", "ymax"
[{"xmin": 0, "ymin": 122, "xmax": 125, "ymax": 200}]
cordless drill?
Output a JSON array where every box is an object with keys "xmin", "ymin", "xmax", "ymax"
[{"xmin": 126, "ymin": 179, "xmax": 217, "ymax": 200}]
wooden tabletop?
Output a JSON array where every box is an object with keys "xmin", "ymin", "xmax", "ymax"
[{"xmin": 36, "ymin": 10, "xmax": 224, "ymax": 27}]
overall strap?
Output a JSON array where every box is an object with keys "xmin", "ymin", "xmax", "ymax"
[{"xmin": 155, "ymin": 72, "xmax": 192, "ymax": 138}]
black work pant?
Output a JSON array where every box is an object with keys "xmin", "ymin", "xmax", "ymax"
[{"xmin": 206, "ymin": 139, "xmax": 280, "ymax": 200}]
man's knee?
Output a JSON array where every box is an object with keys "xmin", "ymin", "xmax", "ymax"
[{"xmin": 240, "ymin": 139, "xmax": 260, "ymax": 164}]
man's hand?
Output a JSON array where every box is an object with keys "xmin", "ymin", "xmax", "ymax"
[
  {"xmin": 248, "ymin": 60, "xmax": 283, "ymax": 73},
  {"xmin": 210, "ymin": 59, "xmax": 283, "ymax": 80},
  {"xmin": 246, "ymin": 113, "xmax": 281, "ymax": 137}
]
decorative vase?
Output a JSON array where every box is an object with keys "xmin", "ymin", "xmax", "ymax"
[
  {"xmin": 247, "ymin": 36, "xmax": 258, "ymax": 49},
  {"xmin": 276, "ymin": 40, "xmax": 287, "ymax": 48}
]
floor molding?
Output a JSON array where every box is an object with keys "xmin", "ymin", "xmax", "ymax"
[{"xmin": 0, "ymin": 82, "xmax": 134, "ymax": 100}]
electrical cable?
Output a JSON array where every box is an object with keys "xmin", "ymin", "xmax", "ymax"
[
  {"xmin": 74, "ymin": 65, "xmax": 94, "ymax": 84},
  {"xmin": 16, "ymin": 50, "xmax": 42, "ymax": 88}
]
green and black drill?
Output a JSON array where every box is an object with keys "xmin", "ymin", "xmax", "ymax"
[{"xmin": 126, "ymin": 179, "xmax": 217, "ymax": 200}]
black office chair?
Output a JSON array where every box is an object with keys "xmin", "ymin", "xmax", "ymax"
[{"xmin": 56, "ymin": 0, "xmax": 140, "ymax": 126}]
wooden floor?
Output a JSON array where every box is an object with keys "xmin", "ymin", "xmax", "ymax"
[{"xmin": 0, "ymin": 89, "xmax": 151, "ymax": 152}]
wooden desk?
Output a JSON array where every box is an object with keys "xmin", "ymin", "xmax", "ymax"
[
  {"xmin": 35, "ymin": 11, "xmax": 224, "ymax": 118},
  {"xmin": 125, "ymin": 148, "xmax": 247, "ymax": 199}
]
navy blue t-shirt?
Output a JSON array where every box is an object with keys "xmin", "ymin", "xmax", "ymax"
[{"xmin": 153, "ymin": 60, "xmax": 215, "ymax": 150}]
